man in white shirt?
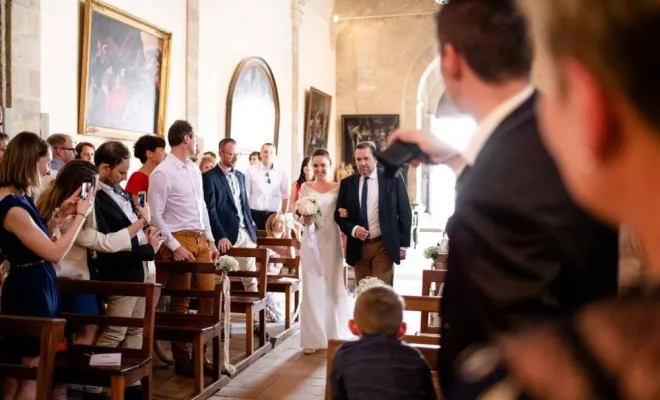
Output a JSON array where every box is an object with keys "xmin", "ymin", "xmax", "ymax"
[
  {"xmin": 148, "ymin": 120, "xmax": 220, "ymax": 376},
  {"xmin": 245, "ymin": 143, "xmax": 289, "ymax": 229}
]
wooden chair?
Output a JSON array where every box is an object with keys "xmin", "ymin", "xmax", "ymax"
[
  {"xmin": 325, "ymin": 338, "xmax": 439, "ymax": 400},
  {"xmin": 56, "ymin": 279, "xmax": 160, "ymax": 400},
  {"xmin": 421, "ymin": 270, "xmax": 446, "ymax": 334},
  {"xmin": 154, "ymin": 261, "xmax": 228, "ymax": 399},
  {"xmin": 0, "ymin": 315, "xmax": 66, "ymax": 400},
  {"xmin": 224, "ymin": 247, "xmax": 270, "ymax": 357},
  {"xmin": 257, "ymin": 237, "xmax": 302, "ymax": 330}
]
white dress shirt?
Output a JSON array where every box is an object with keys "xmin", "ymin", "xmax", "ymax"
[
  {"xmin": 219, "ymin": 164, "xmax": 246, "ymax": 229},
  {"xmin": 354, "ymin": 169, "xmax": 381, "ymax": 239},
  {"xmin": 245, "ymin": 163, "xmax": 289, "ymax": 212},
  {"xmin": 148, "ymin": 154, "xmax": 214, "ymax": 251},
  {"xmin": 98, "ymin": 181, "xmax": 155, "ymax": 277},
  {"xmin": 457, "ymin": 86, "xmax": 535, "ymax": 175}
]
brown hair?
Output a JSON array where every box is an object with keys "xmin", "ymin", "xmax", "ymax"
[
  {"xmin": 168, "ymin": 120, "xmax": 194, "ymax": 147},
  {"xmin": 94, "ymin": 141, "xmax": 130, "ymax": 168},
  {"xmin": 516, "ymin": 0, "xmax": 660, "ymax": 131},
  {"xmin": 37, "ymin": 160, "xmax": 99, "ymax": 228},
  {"xmin": 436, "ymin": 0, "xmax": 532, "ymax": 84},
  {"xmin": 75, "ymin": 142, "xmax": 95, "ymax": 159},
  {"xmin": 0, "ymin": 131, "xmax": 49, "ymax": 193},
  {"xmin": 354, "ymin": 285, "xmax": 404, "ymax": 335},
  {"xmin": 47, "ymin": 133, "xmax": 72, "ymax": 149}
]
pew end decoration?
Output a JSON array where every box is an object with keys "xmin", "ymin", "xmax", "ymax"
[
  {"xmin": 215, "ymin": 255, "xmax": 239, "ymax": 375},
  {"xmin": 355, "ymin": 276, "xmax": 387, "ymax": 297},
  {"xmin": 424, "ymin": 245, "xmax": 447, "ymax": 269}
]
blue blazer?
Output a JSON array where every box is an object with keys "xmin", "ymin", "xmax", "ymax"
[{"xmin": 202, "ymin": 165, "xmax": 257, "ymax": 244}]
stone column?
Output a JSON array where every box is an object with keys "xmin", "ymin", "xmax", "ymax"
[
  {"xmin": 7, "ymin": 0, "xmax": 41, "ymax": 133},
  {"xmin": 186, "ymin": 0, "xmax": 200, "ymax": 131},
  {"xmin": 291, "ymin": 0, "xmax": 305, "ymax": 173}
]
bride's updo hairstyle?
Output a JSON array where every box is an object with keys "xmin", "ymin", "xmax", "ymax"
[{"xmin": 310, "ymin": 148, "xmax": 331, "ymax": 164}]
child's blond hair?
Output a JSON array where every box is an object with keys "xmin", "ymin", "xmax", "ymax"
[{"xmin": 354, "ymin": 285, "xmax": 404, "ymax": 335}]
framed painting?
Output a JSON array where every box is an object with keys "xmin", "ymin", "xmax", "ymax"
[
  {"xmin": 78, "ymin": 0, "xmax": 171, "ymax": 140},
  {"xmin": 303, "ymin": 87, "xmax": 332, "ymax": 156},
  {"xmin": 225, "ymin": 57, "xmax": 280, "ymax": 171},
  {"xmin": 341, "ymin": 114, "xmax": 400, "ymax": 163}
]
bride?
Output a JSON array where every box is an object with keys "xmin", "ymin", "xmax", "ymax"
[{"xmin": 298, "ymin": 149, "xmax": 353, "ymax": 354}]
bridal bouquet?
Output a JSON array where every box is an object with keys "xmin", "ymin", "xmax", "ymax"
[
  {"xmin": 355, "ymin": 276, "xmax": 387, "ymax": 297},
  {"xmin": 295, "ymin": 196, "xmax": 322, "ymax": 231}
]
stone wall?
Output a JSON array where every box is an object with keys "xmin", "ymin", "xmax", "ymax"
[
  {"xmin": 334, "ymin": 0, "xmax": 439, "ymax": 200},
  {"xmin": 8, "ymin": 0, "xmax": 41, "ymax": 133}
]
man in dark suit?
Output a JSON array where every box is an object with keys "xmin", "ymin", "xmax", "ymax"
[
  {"xmin": 92, "ymin": 141, "xmax": 163, "ymax": 399},
  {"xmin": 202, "ymin": 138, "xmax": 258, "ymax": 290},
  {"xmin": 389, "ymin": 0, "xmax": 619, "ymax": 395},
  {"xmin": 335, "ymin": 141, "xmax": 412, "ymax": 286}
]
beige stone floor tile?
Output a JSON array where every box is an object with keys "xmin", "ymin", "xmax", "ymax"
[{"xmin": 215, "ymin": 386, "xmax": 262, "ymax": 399}]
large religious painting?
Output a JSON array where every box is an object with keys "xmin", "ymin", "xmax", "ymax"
[
  {"xmin": 341, "ymin": 114, "xmax": 400, "ymax": 163},
  {"xmin": 79, "ymin": 0, "xmax": 171, "ymax": 139},
  {"xmin": 225, "ymin": 57, "xmax": 280, "ymax": 171},
  {"xmin": 304, "ymin": 87, "xmax": 332, "ymax": 156}
]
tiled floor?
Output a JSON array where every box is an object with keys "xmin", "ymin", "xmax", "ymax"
[{"xmin": 211, "ymin": 331, "xmax": 326, "ymax": 399}]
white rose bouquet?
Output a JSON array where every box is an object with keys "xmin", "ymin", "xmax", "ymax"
[
  {"xmin": 295, "ymin": 196, "xmax": 322, "ymax": 231},
  {"xmin": 355, "ymin": 276, "xmax": 387, "ymax": 297}
]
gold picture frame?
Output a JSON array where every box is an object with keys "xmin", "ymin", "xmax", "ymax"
[
  {"xmin": 303, "ymin": 87, "xmax": 332, "ymax": 157},
  {"xmin": 78, "ymin": 0, "xmax": 171, "ymax": 140},
  {"xmin": 225, "ymin": 57, "xmax": 281, "ymax": 151}
]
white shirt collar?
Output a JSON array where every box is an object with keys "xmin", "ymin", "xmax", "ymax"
[
  {"xmin": 361, "ymin": 169, "xmax": 378, "ymax": 181},
  {"xmin": 461, "ymin": 86, "xmax": 534, "ymax": 167}
]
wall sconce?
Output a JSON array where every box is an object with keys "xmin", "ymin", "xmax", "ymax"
[{"xmin": 332, "ymin": 14, "xmax": 340, "ymax": 23}]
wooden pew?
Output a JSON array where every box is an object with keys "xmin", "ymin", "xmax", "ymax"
[
  {"xmin": 421, "ymin": 269, "xmax": 446, "ymax": 335},
  {"xmin": 224, "ymin": 247, "xmax": 270, "ymax": 359},
  {"xmin": 257, "ymin": 237, "xmax": 302, "ymax": 341},
  {"xmin": 0, "ymin": 315, "xmax": 66, "ymax": 400},
  {"xmin": 154, "ymin": 261, "xmax": 229, "ymax": 399},
  {"xmin": 256, "ymin": 230, "xmax": 268, "ymax": 238},
  {"xmin": 56, "ymin": 279, "xmax": 160, "ymax": 400},
  {"xmin": 325, "ymin": 338, "xmax": 440, "ymax": 400},
  {"xmin": 403, "ymin": 294, "xmax": 442, "ymax": 347}
]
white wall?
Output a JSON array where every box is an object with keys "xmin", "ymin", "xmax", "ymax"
[
  {"xmin": 40, "ymin": 0, "xmax": 336, "ymax": 178},
  {"xmin": 40, "ymin": 0, "xmax": 187, "ymax": 151},
  {"xmin": 299, "ymin": 0, "xmax": 337, "ymax": 165},
  {"xmin": 198, "ymin": 0, "xmax": 335, "ymax": 178}
]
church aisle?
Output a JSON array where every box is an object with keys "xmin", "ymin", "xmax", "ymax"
[{"xmin": 211, "ymin": 330, "xmax": 327, "ymax": 399}]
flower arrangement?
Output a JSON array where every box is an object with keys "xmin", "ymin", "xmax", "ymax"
[
  {"xmin": 295, "ymin": 196, "xmax": 322, "ymax": 231},
  {"xmin": 423, "ymin": 245, "xmax": 444, "ymax": 261},
  {"xmin": 213, "ymin": 255, "xmax": 239, "ymax": 376},
  {"xmin": 355, "ymin": 276, "xmax": 387, "ymax": 297},
  {"xmin": 215, "ymin": 255, "xmax": 239, "ymax": 275}
]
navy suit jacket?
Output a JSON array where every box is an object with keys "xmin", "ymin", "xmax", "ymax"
[{"xmin": 202, "ymin": 165, "xmax": 257, "ymax": 244}]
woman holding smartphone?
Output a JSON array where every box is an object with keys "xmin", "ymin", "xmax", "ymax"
[
  {"xmin": 0, "ymin": 132, "xmax": 92, "ymax": 400},
  {"xmin": 37, "ymin": 160, "xmax": 150, "ymax": 340}
]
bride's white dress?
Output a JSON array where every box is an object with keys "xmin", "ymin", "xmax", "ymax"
[{"xmin": 299, "ymin": 184, "xmax": 353, "ymax": 349}]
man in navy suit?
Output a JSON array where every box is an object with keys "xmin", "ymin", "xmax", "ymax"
[{"xmin": 202, "ymin": 138, "xmax": 258, "ymax": 292}]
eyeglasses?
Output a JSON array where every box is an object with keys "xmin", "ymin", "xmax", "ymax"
[
  {"xmin": 55, "ymin": 147, "xmax": 76, "ymax": 152},
  {"xmin": 265, "ymin": 172, "xmax": 271, "ymax": 184}
]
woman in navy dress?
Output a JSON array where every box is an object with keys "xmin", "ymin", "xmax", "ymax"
[{"xmin": 0, "ymin": 131, "xmax": 93, "ymax": 400}]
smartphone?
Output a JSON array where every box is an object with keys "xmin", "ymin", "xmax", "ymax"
[
  {"xmin": 137, "ymin": 191, "xmax": 147, "ymax": 208},
  {"xmin": 80, "ymin": 178, "xmax": 93, "ymax": 200},
  {"xmin": 375, "ymin": 141, "xmax": 425, "ymax": 170}
]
